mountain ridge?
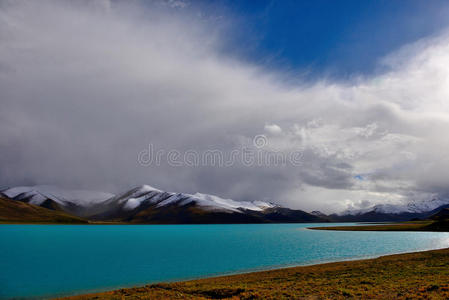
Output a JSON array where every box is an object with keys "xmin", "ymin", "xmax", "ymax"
[
  {"xmin": 0, "ymin": 185, "xmax": 326, "ymax": 224},
  {"xmin": 3, "ymin": 184, "xmax": 449, "ymax": 224},
  {"xmin": 0, "ymin": 196, "xmax": 87, "ymax": 224}
]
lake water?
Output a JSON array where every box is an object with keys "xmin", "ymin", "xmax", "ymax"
[{"xmin": 1, "ymin": 223, "xmax": 449, "ymax": 299}]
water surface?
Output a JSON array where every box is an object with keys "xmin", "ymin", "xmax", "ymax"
[{"xmin": 1, "ymin": 223, "xmax": 448, "ymax": 299}]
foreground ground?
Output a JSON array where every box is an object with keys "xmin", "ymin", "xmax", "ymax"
[{"xmin": 60, "ymin": 248, "xmax": 449, "ymax": 300}]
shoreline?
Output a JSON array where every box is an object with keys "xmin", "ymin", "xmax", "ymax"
[
  {"xmin": 58, "ymin": 247, "xmax": 449, "ymax": 299},
  {"xmin": 309, "ymin": 220, "xmax": 449, "ymax": 232}
]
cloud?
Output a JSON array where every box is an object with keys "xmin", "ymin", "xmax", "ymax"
[
  {"xmin": 264, "ymin": 124, "xmax": 282, "ymax": 135},
  {"xmin": 166, "ymin": 0, "xmax": 189, "ymax": 9},
  {"xmin": 1, "ymin": 0, "xmax": 449, "ymax": 212}
]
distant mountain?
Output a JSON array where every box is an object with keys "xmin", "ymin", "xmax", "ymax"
[
  {"xmin": 89, "ymin": 185, "xmax": 327, "ymax": 224},
  {"xmin": 330, "ymin": 203, "xmax": 449, "ymax": 222},
  {"xmin": 0, "ymin": 185, "xmax": 114, "ymax": 217},
  {"xmin": 311, "ymin": 211, "xmax": 327, "ymax": 218},
  {"xmin": 0, "ymin": 185, "xmax": 326, "ymax": 224},
  {"xmin": 5, "ymin": 184, "xmax": 447, "ymax": 224},
  {"xmin": 0, "ymin": 196, "xmax": 87, "ymax": 223},
  {"xmin": 429, "ymin": 208, "xmax": 449, "ymax": 221},
  {"xmin": 339, "ymin": 197, "xmax": 449, "ymax": 216},
  {"xmin": 424, "ymin": 208, "xmax": 449, "ymax": 231}
]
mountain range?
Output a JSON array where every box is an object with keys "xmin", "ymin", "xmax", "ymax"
[
  {"xmin": 0, "ymin": 185, "xmax": 326, "ymax": 224},
  {"xmin": 1, "ymin": 185, "xmax": 449, "ymax": 224},
  {"xmin": 329, "ymin": 200, "xmax": 449, "ymax": 222}
]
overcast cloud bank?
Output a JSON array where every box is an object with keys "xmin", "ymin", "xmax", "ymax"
[{"xmin": 2, "ymin": 0, "xmax": 449, "ymax": 213}]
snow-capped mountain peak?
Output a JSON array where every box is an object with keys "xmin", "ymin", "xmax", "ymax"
[
  {"xmin": 138, "ymin": 185, "xmax": 162, "ymax": 193},
  {"xmin": 191, "ymin": 193, "xmax": 276, "ymax": 212},
  {"xmin": 0, "ymin": 184, "xmax": 327, "ymax": 224},
  {"xmin": 111, "ymin": 185, "xmax": 278, "ymax": 213},
  {"xmin": 1, "ymin": 185, "xmax": 114, "ymax": 207},
  {"xmin": 341, "ymin": 197, "xmax": 449, "ymax": 216}
]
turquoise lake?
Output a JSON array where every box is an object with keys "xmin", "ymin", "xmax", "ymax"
[{"xmin": 1, "ymin": 223, "xmax": 449, "ymax": 299}]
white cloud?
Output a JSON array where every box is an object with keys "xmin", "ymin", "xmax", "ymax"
[
  {"xmin": 264, "ymin": 123, "xmax": 282, "ymax": 135},
  {"xmin": 1, "ymin": 0, "xmax": 449, "ymax": 212},
  {"xmin": 166, "ymin": 0, "xmax": 189, "ymax": 9}
]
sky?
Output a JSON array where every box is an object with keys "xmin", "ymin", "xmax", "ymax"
[
  {"xmin": 2, "ymin": 0, "xmax": 449, "ymax": 213},
  {"xmin": 203, "ymin": 0, "xmax": 449, "ymax": 78}
]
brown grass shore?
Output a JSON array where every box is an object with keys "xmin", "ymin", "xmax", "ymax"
[
  {"xmin": 309, "ymin": 220, "xmax": 449, "ymax": 232},
  {"xmin": 59, "ymin": 247, "xmax": 449, "ymax": 300}
]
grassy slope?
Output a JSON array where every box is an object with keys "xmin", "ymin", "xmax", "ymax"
[
  {"xmin": 0, "ymin": 196, "xmax": 87, "ymax": 224},
  {"xmin": 60, "ymin": 248, "xmax": 449, "ymax": 300}
]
